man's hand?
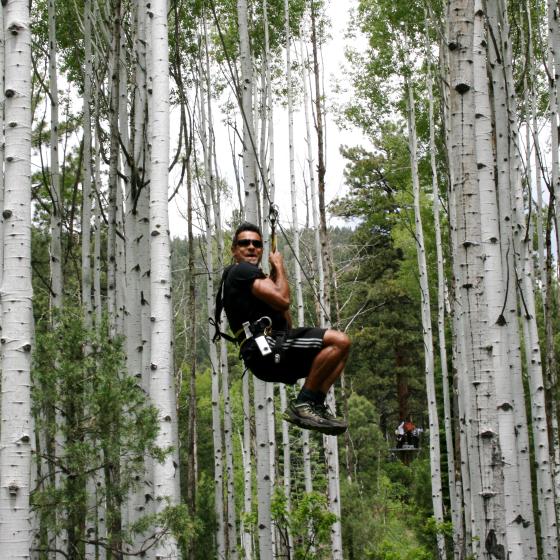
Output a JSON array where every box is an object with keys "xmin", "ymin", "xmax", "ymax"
[{"xmin": 269, "ymin": 250, "xmax": 285, "ymax": 281}]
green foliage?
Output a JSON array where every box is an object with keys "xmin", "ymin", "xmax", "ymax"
[
  {"xmin": 272, "ymin": 489, "xmax": 337, "ymax": 559},
  {"xmin": 31, "ymin": 308, "xmax": 174, "ymax": 556}
]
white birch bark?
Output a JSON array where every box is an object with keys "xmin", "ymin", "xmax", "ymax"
[
  {"xmin": 107, "ymin": 4, "xmax": 120, "ymax": 339},
  {"xmin": 487, "ymin": 2, "xmax": 556, "ymax": 555},
  {"xmin": 81, "ymin": 0, "xmax": 93, "ymax": 327},
  {"xmin": 253, "ymin": 377, "xmax": 272, "ymax": 558},
  {"xmin": 405, "ymin": 73, "xmax": 446, "ymax": 560},
  {"xmin": 122, "ymin": 2, "xmax": 147, "ymax": 546},
  {"xmin": 545, "ymin": 0, "xmax": 560, "ymax": 517},
  {"xmin": 447, "ymin": 2, "xmax": 507, "ymax": 556},
  {"xmin": 525, "ymin": 1, "xmax": 546, "ymax": 299},
  {"xmin": 205, "ymin": 28, "xmax": 239, "ymax": 552},
  {"xmin": 81, "ymin": 2, "xmax": 97, "ymax": 556},
  {"xmin": 299, "ymin": 33, "xmax": 316, "ymax": 497},
  {"xmin": 308, "ymin": 7, "xmax": 342, "ymax": 555},
  {"xmin": 48, "ymin": 0, "xmax": 62, "ymax": 311},
  {"xmin": 148, "ymin": 1, "xmax": 179, "ymax": 556},
  {"xmin": 441, "ymin": 14, "xmax": 471, "ymax": 556},
  {"xmin": 93, "ymin": 155, "xmax": 102, "ymax": 327},
  {"xmin": 0, "ymin": 2, "xmax": 4, "ymax": 315},
  {"xmin": 486, "ymin": 3, "xmax": 541, "ymax": 556},
  {"xmin": 426, "ymin": 28, "xmax": 462, "ymax": 557},
  {"xmin": 48, "ymin": 6, "xmax": 64, "ymax": 549},
  {"xmin": 473, "ymin": 6, "xmax": 525, "ymax": 556},
  {"xmin": 198, "ymin": 36, "xmax": 226, "ymax": 557},
  {"xmin": 0, "ymin": 1, "xmax": 33, "ymax": 556},
  {"xmin": 241, "ymin": 378, "xmax": 253, "ymax": 560},
  {"xmin": 116, "ymin": 14, "xmax": 128, "ymax": 342},
  {"xmin": 237, "ymin": 0, "xmax": 258, "ymax": 223},
  {"xmin": 234, "ymin": 2, "xmax": 272, "ymax": 555}
]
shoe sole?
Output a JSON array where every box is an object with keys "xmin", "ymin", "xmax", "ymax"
[{"xmin": 283, "ymin": 411, "xmax": 347, "ymax": 436}]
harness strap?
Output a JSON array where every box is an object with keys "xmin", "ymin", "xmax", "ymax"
[{"xmin": 211, "ymin": 264, "xmax": 235, "ymax": 343}]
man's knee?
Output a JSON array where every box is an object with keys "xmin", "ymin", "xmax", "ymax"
[{"xmin": 325, "ymin": 329, "xmax": 351, "ymax": 354}]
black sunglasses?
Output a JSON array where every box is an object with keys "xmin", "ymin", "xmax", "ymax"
[{"xmin": 236, "ymin": 238, "xmax": 263, "ymax": 248}]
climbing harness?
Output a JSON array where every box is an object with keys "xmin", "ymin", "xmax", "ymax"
[{"xmin": 239, "ymin": 316, "xmax": 272, "ymax": 356}]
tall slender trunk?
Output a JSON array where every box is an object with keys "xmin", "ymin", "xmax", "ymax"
[
  {"xmin": 545, "ymin": 0, "xmax": 560, "ymax": 516},
  {"xmin": 487, "ymin": 3, "xmax": 542, "ymax": 556},
  {"xmin": 237, "ymin": 0, "xmax": 258, "ymax": 223},
  {"xmin": 405, "ymin": 72, "xmax": 446, "ymax": 560},
  {"xmin": 310, "ymin": 5, "xmax": 342, "ymax": 557},
  {"xmin": 107, "ymin": 1, "xmax": 121, "ymax": 340},
  {"xmin": 310, "ymin": 1, "xmax": 331, "ymax": 316},
  {"xmin": 426, "ymin": 23, "xmax": 462, "ymax": 557},
  {"xmin": 447, "ymin": 2, "xmax": 507, "ymax": 556},
  {"xmin": 48, "ymin": 0, "xmax": 63, "ymax": 311},
  {"xmin": 198, "ymin": 30, "xmax": 227, "ymax": 556},
  {"xmin": 299, "ymin": 31, "xmax": 315, "ymax": 495},
  {"xmin": 0, "ymin": 1, "xmax": 33, "ymax": 557},
  {"xmin": 525, "ymin": 0, "xmax": 546, "ymax": 300},
  {"xmin": 148, "ymin": 2, "xmax": 179, "ymax": 556},
  {"xmin": 82, "ymin": 0, "xmax": 93, "ymax": 327}
]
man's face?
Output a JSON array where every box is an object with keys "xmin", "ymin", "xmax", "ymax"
[{"xmin": 232, "ymin": 231, "xmax": 263, "ymax": 266}]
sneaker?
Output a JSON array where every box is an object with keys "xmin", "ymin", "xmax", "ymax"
[
  {"xmin": 283, "ymin": 400, "xmax": 347, "ymax": 436},
  {"xmin": 314, "ymin": 403, "xmax": 348, "ymax": 435}
]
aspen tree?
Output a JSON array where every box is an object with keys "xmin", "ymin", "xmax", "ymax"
[
  {"xmin": 237, "ymin": 0, "xmax": 258, "ymax": 223},
  {"xmin": 93, "ymin": 128, "xmax": 102, "ymax": 329},
  {"xmin": 149, "ymin": 1, "xmax": 180, "ymax": 556},
  {"xmin": 473, "ymin": 4, "xmax": 526, "ymax": 557},
  {"xmin": 203, "ymin": 17, "xmax": 240, "ymax": 553},
  {"xmin": 309, "ymin": 4, "xmax": 343, "ymax": 556},
  {"xmin": 545, "ymin": 0, "xmax": 560, "ymax": 514},
  {"xmin": 447, "ymin": 1, "xmax": 507, "ymax": 556},
  {"xmin": 489, "ymin": 2, "xmax": 556, "ymax": 555},
  {"xmin": 0, "ymin": 0, "xmax": 33, "ymax": 556},
  {"xmin": 233, "ymin": 1, "xmax": 273, "ymax": 555},
  {"xmin": 48, "ymin": 0, "xmax": 62, "ymax": 311},
  {"xmin": 198, "ymin": 27, "xmax": 226, "ymax": 557},
  {"xmin": 299, "ymin": 31, "xmax": 318, "ymax": 496},
  {"xmin": 121, "ymin": 2, "xmax": 149, "ymax": 549},
  {"xmin": 81, "ymin": 2, "xmax": 96, "ymax": 556},
  {"xmin": 107, "ymin": 0, "xmax": 121, "ymax": 340},
  {"xmin": 82, "ymin": 0, "xmax": 93, "ymax": 327},
  {"xmin": 524, "ymin": 1, "xmax": 546, "ymax": 299},
  {"xmin": 425, "ymin": 21, "xmax": 463, "ymax": 557},
  {"xmin": 404, "ymin": 70, "xmax": 446, "ymax": 560},
  {"xmin": 280, "ymin": 0, "xmax": 304, "ymax": 553},
  {"xmin": 440, "ymin": 16, "xmax": 472, "ymax": 553},
  {"xmin": 241, "ymin": 380, "xmax": 253, "ymax": 559},
  {"xmin": 0, "ymin": 2, "xmax": 3, "ymax": 320},
  {"xmin": 47, "ymin": 4, "xmax": 65, "ymax": 550},
  {"xmin": 257, "ymin": 6, "xmax": 278, "ymax": 554}
]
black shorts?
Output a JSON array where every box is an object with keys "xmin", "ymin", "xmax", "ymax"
[{"xmin": 239, "ymin": 327, "xmax": 327, "ymax": 384}]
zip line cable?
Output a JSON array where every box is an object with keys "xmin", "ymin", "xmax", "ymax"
[{"xmin": 207, "ymin": 0, "xmax": 333, "ymax": 325}]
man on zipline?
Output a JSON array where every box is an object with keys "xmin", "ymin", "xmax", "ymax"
[{"xmin": 214, "ymin": 222, "xmax": 350, "ymax": 436}]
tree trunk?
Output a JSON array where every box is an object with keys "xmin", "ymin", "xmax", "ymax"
[
  {"xmin": 447, "ymin": 1, "xmax": 507, "ymax": 556},
  {"xmin": 48, "ymin": 0, "xmax": 63, "ymax": 311},
  {"xmin": 198, "ymin": 36, "xmax": 227, "ymax": 556},
  {"xmin": 148, "ymin": 1, "xmax": 179, "ymax": 556},
  {"xmin": 0, "ymin": 1, "xmax": 33, "ymax": 556},
  {"xmin": 237, "ymin": 0, "xmax": 258, "ymax": 223},
  {"xmin": 426, "ymin": 24, "xmax": 462, "ymax": 557},
  {"xmin": 405, "ymin": 72, "xmax": 446, "ymax": 559}
]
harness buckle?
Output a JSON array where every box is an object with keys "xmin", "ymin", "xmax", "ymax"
[{"xmin": 241, "ymin": 316, "xmax": 272, "ymax": 356}]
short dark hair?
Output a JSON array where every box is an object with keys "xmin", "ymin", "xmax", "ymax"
[{"xmin": 233, "ymin": 222, "xmax": 262, "ymax": 245}]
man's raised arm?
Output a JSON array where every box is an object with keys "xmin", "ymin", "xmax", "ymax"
[{"xmin": 251, "ymin": 250, "xmax": 290, "ymax": 311}]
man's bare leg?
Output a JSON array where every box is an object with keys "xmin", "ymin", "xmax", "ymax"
[
  {"xmin": 303, "ymin": 330, "xmax": 351, "ymax": 394},
  {"xmin": 283, "ymin": 329, "xmax": 351, "ymax": 435}
]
